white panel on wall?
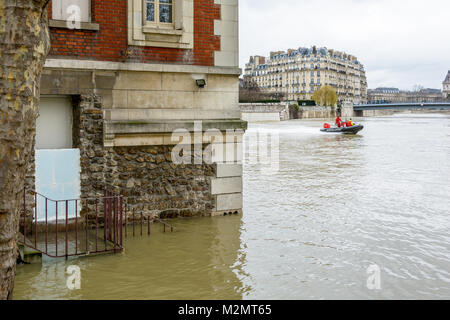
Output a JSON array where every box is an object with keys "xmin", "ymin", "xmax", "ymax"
[
  {"xmin": 35, "ymin": 149, "xmax": 81, "ymax": 221},
  {"xmin": 36, "ymin": 97, "xmax": 73, "ymax": 150},
  {"xmin": 53, "ymin": 0, "xmax": 90, "ymax": 23}
]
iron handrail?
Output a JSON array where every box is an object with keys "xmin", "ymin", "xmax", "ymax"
[
  {"xmin": 27, "ymin": 189, "xmax": 121, "ymax": 203},
  {"xmin": 21, "ymin": 188, "xmax": 178, "ymax": 260},
  {"xmin": 21, "ymin": 188, "xmax": 124, "ymax": 259}
]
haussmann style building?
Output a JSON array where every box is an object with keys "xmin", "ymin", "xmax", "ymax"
[
  {"xmin": 244, "ymin": 46, "xmax": 368, "ymax": 104},
  {"xmin": 23, "ymin": 0, "xmax": 245, "ymax": 229},
  {"xmin": 368, "ymin": 87, "xmax": 443, "ymax": 104}
]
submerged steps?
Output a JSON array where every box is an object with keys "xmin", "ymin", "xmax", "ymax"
[{"xmin": 18, "ymin": 234, "xmax": 42, "ymax": 265}]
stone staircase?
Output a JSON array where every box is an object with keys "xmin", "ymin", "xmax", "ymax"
[{"xmin": 18, "ymin": 233, "xmax": 42, "ymax": 265}]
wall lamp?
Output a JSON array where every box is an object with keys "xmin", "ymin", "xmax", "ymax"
[{"xmin": 196, "ymin": 79, "xmax": 207, "ymax": 88}]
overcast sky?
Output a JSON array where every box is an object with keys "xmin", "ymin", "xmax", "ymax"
[{"xmin": 239, "ymin": 0, "xmax": 450, "ymax": 90}]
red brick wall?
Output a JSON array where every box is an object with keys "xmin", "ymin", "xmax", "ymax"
[{"xmin": 48, "ymin": 0, "xmax": 221, "ymax": 66}]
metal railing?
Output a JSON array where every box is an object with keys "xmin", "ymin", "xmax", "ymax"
[
  {"xmin": 21, "ymin": 189, "xmax": 124, "ymax": 259},
  {"xmin": 123, "ymin": 207, "xmax": 175, "ymax": 238},
  {"xmin": 20, "ymin": 189, "xmax": 176, "ymax": 260}
]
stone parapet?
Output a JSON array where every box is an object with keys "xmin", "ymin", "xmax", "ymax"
[
  {"xmin": 298, "ymin": 106, "xmax": 336, "ymax": 119},
  {"xmin": 239, "ymin": 103, "xmax": 288, "ymax": 122},
  {"xmin": 239, "ymin": 103, "xmax": 287, "ymax": 113},
  {"xmin": 44, "ymin": 59, "xmax": 241, "ymax": 76}
]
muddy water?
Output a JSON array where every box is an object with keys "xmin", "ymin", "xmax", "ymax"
[
  {"xmin": 14, "ymin": 114, "xmax": 450, "ymax": 299},
  {"xmin": 14, "ymin": 217, "xmax": 247, "ymax": 300}
]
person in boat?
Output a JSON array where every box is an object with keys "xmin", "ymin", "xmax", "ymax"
[
  {"xmin": 335, "ymin": 116, "xmax": 342, "ymax": 128},
  {"xmin": 346, "ymin": 119, "xmax": 355, "ymax": 127}
]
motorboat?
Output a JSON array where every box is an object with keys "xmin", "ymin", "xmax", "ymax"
[{"xmin": 320, "ymin": 124, "xmax": 364, "ymax": 134}]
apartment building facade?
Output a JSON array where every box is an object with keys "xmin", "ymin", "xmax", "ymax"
[
  {"xmin": 368, "ymin": 87, "xmax": 443, "ymax": 104},
  {"xmin": 244, "ymin": 46, "xmax": 368, "ymax": 104},
  {"xmin": 24, "ymin": 0, "xmax": 244, "ymax": 226}
]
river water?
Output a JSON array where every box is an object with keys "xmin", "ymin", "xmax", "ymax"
[{"xmin": 14, "ymin": 114, "xmax": 450, "ymax": 299}]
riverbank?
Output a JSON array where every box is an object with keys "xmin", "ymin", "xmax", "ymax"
[{"xmin": 240, "ymin": 102, "xmax": 450, "ymax": 122}]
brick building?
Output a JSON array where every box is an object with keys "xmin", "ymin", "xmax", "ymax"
[{"xmin": 26, "ymin": 0, "xmax": 244, "ymax": 226}]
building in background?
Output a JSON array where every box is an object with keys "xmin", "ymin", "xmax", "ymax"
[
  {"xmin": 368, "ymin": 87, "xmax": 443, "ymax": 104},
  {"xmin": 23, "ymin": 0, "xmax": 244, "ymax": 228},
  {"xmin": 366, "ymin": 87, "xmax": 401, "ymax": 103},
  {"xmin": 443, "ymin": 71, "xmax": 450, "ymax": 99},
  {"xmin": 244, "ymin": 46, "xmax": 367, "ymax": 104}
]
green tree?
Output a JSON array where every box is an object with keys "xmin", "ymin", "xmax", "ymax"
[
  {"xmin": 0, "ymin": 0, "xmax": 50, "ymax": 300},
  {"xmin": 312, "ymin": 85, "xmax": 338, "ymax": 107}
]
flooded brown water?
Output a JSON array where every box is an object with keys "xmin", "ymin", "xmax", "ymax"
[{"xmin": 14, "ymin": 114, "xmax": 450, "ymax": 299}]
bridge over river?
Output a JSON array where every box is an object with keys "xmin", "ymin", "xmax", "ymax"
[{"xmin": 353, "ymin": 102, "xmax": 450, "ymax": 116}]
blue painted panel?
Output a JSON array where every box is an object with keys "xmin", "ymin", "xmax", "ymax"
[{"xmin": 35, "ymin": 149, "xmax": 81, "ymax": 221}]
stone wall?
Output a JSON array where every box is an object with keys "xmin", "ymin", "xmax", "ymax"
[
  {"xmin": 241, "ymin": 112, "xmax": 281, "ymax": 122},
  {"xmin": 108, "ymin": 145, "xmax": 216, "ymax": 219},
  {"xmin": 298, "ymin": 106, "xmax": 336, "ymax": 119},
  {"xmin": 239, "ymin": 103, "xmax": 341, "ymax": 121},
  {"xmin": 239, "ymin": 103, "xmax": 288, "ymax": 122},
  {"xmin": 76, "ymin": 94, "xmax": 217, "ymax": 220},
  {"xmin": 76, "ymin": 95, "xmax": 107, "ymax": 200},
  {"xmin": 39, "ymin": 62, "xmax": 241, "ymax": 125},
  {"xmin": 356, "ymin": 109, "xmax": 395, "ymax": 117},
  {"xmin": 341, "ymin": 103, "xmax": 354, "ymax": 118}
]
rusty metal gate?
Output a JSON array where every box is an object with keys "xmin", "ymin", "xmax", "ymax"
[
  {"xmin": 21, "ymin": 189, "xmax": 123, "ymax": 259},
  {"xmin": 20, "ymin": 189, "xmax": 175, "ymax": 260}
]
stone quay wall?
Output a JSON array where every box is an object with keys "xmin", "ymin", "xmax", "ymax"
[
  {"xmin": 353, "ymin": 108, "xmax": 450, "ymax": 117},
  {"xmin": 108, "ymin": 146, "xmax": 216, "ymax": 219},
  {"xmin": 298, "ymin": 106, "xmax": 336, "ymax": 119},
  {"xmin": 239, "ymin": 103, "xmax": 342, "ymax": 121},
  {"xmin": 355, "ymin": 109, "xmax": 395, "ymax": 117},
  {"xmin": 77, "ymin": 94, "xmax": 218, "ymax": 220},
  {"xmin": 240, "ymin": 103, "xmax": 289, "ymax": 122}
]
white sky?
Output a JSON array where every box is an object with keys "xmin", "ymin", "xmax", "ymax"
[{"xmin": 239, "ymin": 0, "xmax": 450, "ymax": 90}]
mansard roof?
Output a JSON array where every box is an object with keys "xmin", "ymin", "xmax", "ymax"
[
  {"xmin": 444, "ymin": 70, "xmax": 450, "ymax": 83},
  {"xmin": 371, "ymin": 87, "xmax": 400, "ymax": 93}
]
